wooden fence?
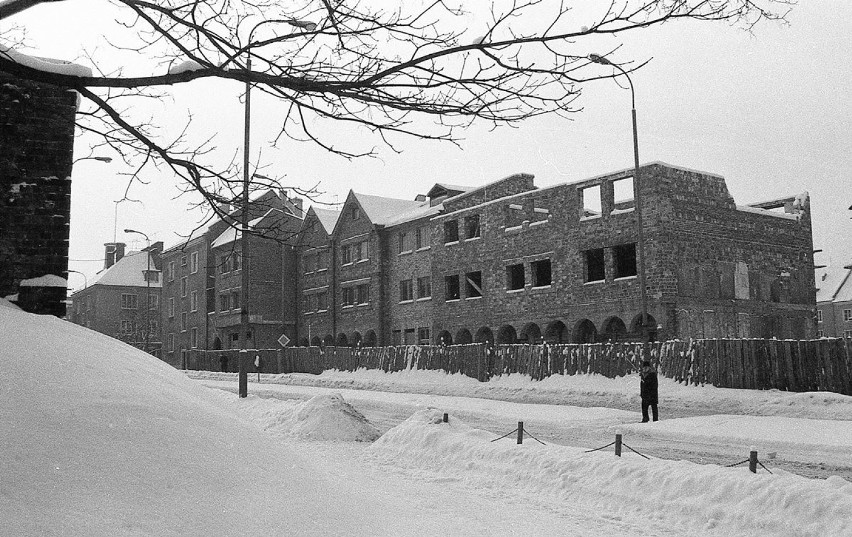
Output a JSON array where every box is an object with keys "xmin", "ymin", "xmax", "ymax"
[{"xmin": 187, "ymin": 337, "xmax": 852, "ymax": 395}]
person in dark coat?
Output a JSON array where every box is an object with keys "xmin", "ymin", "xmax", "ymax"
[
  {"xmin": 219, "ymin": 354, "xmax": 228, "ymax": 372},
  {"xmin": 640, "ymin": 360, "xmax": 659, "ymax": 422}
]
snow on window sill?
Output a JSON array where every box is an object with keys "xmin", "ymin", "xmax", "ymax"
[
  {"xmin": 316, "ymin": 268, "xmax": 328, "ymax": 273},
  {"xmin": 317, "ymin": 309, "xmax": 328, "ymax": 314},
  {"xmin": 398, "ymin": 250, "xmax": 413, "ymax": 257},
  {"xmin": 504, "ymin": 225, "xmax": 522, "ymax": 233},
  {"xmin": 398, "ymin": 299, "xmax": 414, "ymax": 305},
  {"xmin": 531, "ymin": 284, "xmax": 552, "ymax": 290},
  {"xmin": 445, "ymin": 298, "xmax": 461, "ymax": 303},
  {"xmin": 416, "ymin": 246, "xmax": 431, "ymax": 252},
  {"xmin": 506, "ymin": 288, "xmax": 524, "ymax": 294},
  {"xmin": 610, "ymin": 207, "xmax": 635, "ymax": 215},
  {"xmin": 466, "ymin": 296, "xmax": 483, "ymax": 300},
  {"xmin": 465, "ymin": 236, "xmax": 482, "ymax": 242},
  {"xmin": 529, "ymin": 220, "xmax": 548, "ymax": 227},
  {"xmin": 444, "ymin": 240, "xmax": 459, "ymax": 246},
  {"xmin": 356, "ymin": 259, "xmax": 370, "ymax": 264},
  {"xmin": 580, "ymin": 215, "xmax": 601, "ymax": 221},
  {"xmin": 584, "ymin": 279, "xmax": 605, "ymax": 285},
  {"xmin": 416, "ymin": 296, "xmax": 432, "ymax": 302},
  {"xmin": 614, "ymin": 275, "xmax": 638, "ymax": 282}
]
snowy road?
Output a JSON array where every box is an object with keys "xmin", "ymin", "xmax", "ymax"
[{"xmin": 194, "ymin": 374, "xmax": 852, "ymax": 482}]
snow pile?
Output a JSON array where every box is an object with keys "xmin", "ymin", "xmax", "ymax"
[
  {"xmin": 222, "ymin": 392, "xmax": 380, "ymax": 442},
  {"xmin": 0, "ymin": 306, "xmax": 378, "ymax": 536},
  {"xmin": 368, "ymin": 409, "xmax": 852, "ymax": 537},
  {"xmin": 0, "ymin": 297, "xmax": 20, "ymax": 310},
  {"xmin": 168, "ymin": 59, "xmax": 204, "ymax": 75},
  {"xmin": 19, "ymin": 274, "xmax": 67, "ymax": 287},
  {"xmin": 0, "ymin": 45, "xmax": 92, "ymax": 77}
]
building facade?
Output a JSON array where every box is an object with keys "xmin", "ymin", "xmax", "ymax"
[
  {"xmin": 816, "ymin": 265, "xmax": 852, "ymax": 338},
  {"xmin": 293, "ymin": 163, "xmax": 816, "ymax": 347},
  {"xmin": 160, "ymin": 235, "xmax": 210, "ymax": 367},
  {"xmin": 69, "ymin": 242, "xmax": 163, "ymax": 355}
]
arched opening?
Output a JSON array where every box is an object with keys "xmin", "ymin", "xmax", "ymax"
[
  {"xmin": 351, "ymin": 331, "xmax": 362, "ymax": 348},
  {"xmin": 474, "ymin": 326, "xmax": 494, "ymax": 344},
  {"xmin": 601, "ymin": 316, "xmax": 628, "ymax": 342},
  {"xmin": 519, "ymin": 323, "xmax": 542, "ymax": 344},
  {"xmin": 455, "ymin": 328, "xmax": 473, "ymax": 345},
  {"xmin": 363, "ymin": 330, "xmax": 377, "ymax": 347},
  {"xmin": 572, "ymin": 319, "xmax": 598, "ymax": 344},
  {"xmin": 311, "ymin": 336, "xmax": 322, "ymax": 347},
  {"xmin": 544, "ymin": 321, "xmax": 568, "ymax": 344},
  {"xmin": 212, "ymin": 337, "xmax": 222, "ymax": 350},
  {"xmin": 299, "ymin": 337, "xmax": 309, "ymax": 347},
  {"xmin": 630, "ymin": 313, "xmax": 659, "ymax": 341},
  {"xmin": 336, "ymin": 333, "xmax": 349, "ymax": 347},
  {"xmin": 437, "ymin": 330, "xmax": 453, "ymax": 346},
  {"xmin": 497, "ymin": 324, "xmax": 518, "ymax": 344},
  {"xmin": 323, "ymin": 334, "xmax": 335, "ymax": 347}
]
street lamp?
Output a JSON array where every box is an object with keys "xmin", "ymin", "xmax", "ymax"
[
  {"xmin": 238, "ymin": 18, "xmax": 316, "ymax": 397},
  {"xmin": 589, "ymin": 54, "xmax": 650, "ymax": 349},
  {"xmin": 67, "ymin": 269, "xmax": 88, "ymax": 291},
  {"xmin": 124, "ymin": 228, "xmax": 152, "ymax": 355}
]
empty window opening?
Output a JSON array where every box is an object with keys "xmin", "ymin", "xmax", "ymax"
[
  {"xmin": 531, "ymin": 259, "xmax": 552, "ymax": 287},
  {"xmin": 444, "ymin": 220, "xmax": 459, "ymax": 243},
  {"xmin": 581, "ymin": 185, "xmax": 602, "ymax": 218},
  {"xmin": 445, "ymin": 274, "xmax": 460, "ymax": 300},
  {"xmin": 418, "ymin": 327, "xmax": 431, "ymax": 345},
  {"xmin": 398, "ymin": 231, "xmax": 413, "ymax": 253},
  {"xmin": 417, "ymin": 276, "xmax": 431, "ymax": 299},
  {"xmin": 464, "ymin": 214, "xmax": 481, "ymax": 239},
  {"xmin": 584, "ymin": 248, "xmax": 605, "ymax": 282},
  {"xmin": 613, "ymin": 243, "xmax": 637, "ymax": 278},
  {"xmin": 466, "ymin": 271, "xmax": 483, "ymax": 298},
  {"xmin": 533, "ymin": 207, "xmax": 549, "ymax": 223},
  {"xmin": 612, "ymin": 177, "xmax": 635, "ymax": 210},
  {"xmin": 507, "ymin": 263, "xmax": 525, "ymax": 290},
  {"xmin": 416, "ymin": 227, "xmax": 431, "ymax": 249}
]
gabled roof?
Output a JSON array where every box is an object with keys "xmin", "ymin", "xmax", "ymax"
[
  {"xmin": 311, "ymin": 207, "xmax": 340, "ymax": 235},
  {"xmin": 90, "ymin": 251, "xmax": 161, "ymax": 288},
  {"xmin": 832, "ymin": 268, "xmax": 852, "ymax": 304},
  {"xmin": 352, "ymin": 192, "xmax": 427, "ymax": 226},
  {"xmin": 426, "ymin": 183, "xmax": 474, "ymax": 198},
  {"xmin": 815, "ymin": 266, "xmax": 851, "ymax": 303},
  {"xmin": 210, "ymin": 211, "xmax": 270, "ymax": 249}
]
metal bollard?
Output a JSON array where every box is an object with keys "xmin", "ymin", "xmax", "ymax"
[
  {"xmin": 517, "ymin": 421, "xmax": 524, "ymax": 444},
  {"xmin": 749, "ymin": 447, "xmax": 758, "ymax": 473}
]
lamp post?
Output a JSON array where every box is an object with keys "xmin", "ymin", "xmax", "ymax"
[
  {"xmin": 124, "ymin": 228, "xmax": 152, "ymax": 355},
  {"xmin": 589, "ymin": 54, "xmax": 650, "ymax": 349},
  {"xmin": 239, "ymin": 18, "xmax": 316, "ymax": 397}
]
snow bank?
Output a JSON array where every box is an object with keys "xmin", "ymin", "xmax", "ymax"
[
  {"xmin": 0, "ymin": 306, "xmax": 379, "ymax": 535},
  {"xmin": 368, "ymin": 409, "xmax": 852, "ymax": 537},
  {"xmin": 19, "ymin": 274, "xmax": 67, "ymax": 287},
  {"xmin": 218, "ymin": 392, "xmax": 380, "ymax": 442},
  {"xmin": 0, "ymin": 297, "xmax": 21, "ymax": 310}
]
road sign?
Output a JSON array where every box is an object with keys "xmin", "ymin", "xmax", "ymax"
[{"xmin": 277, "ymin": 333, "xmax": 291, "ymax": 347}]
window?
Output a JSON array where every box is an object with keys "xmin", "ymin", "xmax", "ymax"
[
  {"xmin": 816, "ymin": 310, "xmax": 823, "ymax": 323},
  {"xmin": 612, "ymin": 177, "xmax": 635, "ymax": 210},
  {"xmin": 190, "ymin": 290, "xmax": 198, "ymax": 312},
  {"xmin": 219, "ymin": 293, "xmax": 230, "ymax": 312},
  {"xmin": 392, "ymin": 330, "xmax": 402, "ymax": 345},
  {"xmin": 220, "ymin": 255, "xmax": 231, "ymax": 274},
  {"xmin": 343, "ymin": 286, "xmax": 355, "ymax": 306},
  {"xmin": 398, "ymin": 231, "xmax": 413, "ymax": 254},
  {"xmin": 144, "ymin": 270, "xmax": 159, "ymax": 283},
  {"xmin": 444, "ymin": 220, "xmax": 459, "ymax": 243},
  {"xmin": 231, "ymin": 291, "xmax": 241, "ymax": 310},
  {"xmin": 180, "ymin": 312, "xmax": 187, "ymax": 332},
  {"xmin": 317, "ymin": 291, "xmax": 328, "ymax": 311},
  {"xmin": 148, "ymin": 319, "xmax": 158, "ymax": 336},
  {"xmin": 168, "ymin": 297, "xmax": 175, "ymax": 318},
  {"xmin": 844, "ymin": 309, "xmax": 852, "ymax": 322},
  {"xmin": 584, "ymin": 248, "xmax": 605, "ymax": 282},
  {"xmin": 445, "ymin": 274, "xmax": 460, "ymax": 301},
  {"xmin": 465, "ymin": 271, "xmax": 483, "ymax": 298},
  {"xmin": 817, "ymin": 329, "xmax": 825, "ymax": 338},
  {"xmin": 341, "ymin": 244, "xmax": 352, "ymax": 265},
  {"xmin": 168, "ymin": 333, "xmax": 175, "ymax": 352},
  {"xmin": 418, "ymin": 327, "xmax": 431, "ymax": 345},
  {"xmin": 354, "ymin": 241, "xmax": 368, "ymax": 262},
  {"xmin": 121, "ymin": 320, "xmax": 133, "ymax": 334},
  {"xmin": 181, "ymin": 255, "xmax": 187, "ymax": 267},
  {"xmin": 845, "ymin": 330, "xmax": 852, "ymax": 339},
  {"xmin": 316, "ymin": 250, "xmax": 327, "ymax": 270},
  {"xmin": 351, "ymin": 207, "xmax": 360, "ymax": 220},
  {"xmin": 168, "ymin": 262, "xmax": 175, "ymax": 282},
  {"xmin": 120, "ymin": 293, "xmax": 138, "ymax": 310},
  {"xmin": 232, "ymin": 251, "xmax": 241, "ymax": 271},
  {"xmin": 190, "ymin": 251, "xmax": 199, "ymax": 274},
  {"xmin": 190, "ymin": 327, "xmax": 198, "ymax": 348},
  {"xmin": 148, "ymin": 294, "xmax": 159, "ymax": 310},
  {"xmin": 304, "ymin": 253, "xmax": 316, "ymax": 274},
  {"xmin": 416, "ymin": 227, "xmax": 431, "ymax": 250},
  {"xmin": 613, "ymin": 244, "xmax": 637, "ymax": 278},
  {"xmin": 507, "ymin": 264, "xmax": 525, "ymax": 290},
  {"xmin": 417, "ymin": 276, "xmax": 432, "ymax": 299},
  {"xmin": 464, "ymin": 214, "xmax": 481, "ymax": 239},
  {"xmin": 580, "ymin": 185, "xmax": 602, "ymax": 218},
  {"xmin": 181, "ymin": 277, "xmax": 187, "ymax": 297},
  {"xmin": 404, "ymin": 328, "xmax": 416, "ymax": 345},
  {"xmin": 399, "ymin": 279, "xmax": 414, "ymax": 302},
  {"xmin": 531, "ymin": 259, "xmax": 552, "ymax": 287},
  {"xmin": 356, "ymin": 283, "xmax": 370, "ymax": 305}
]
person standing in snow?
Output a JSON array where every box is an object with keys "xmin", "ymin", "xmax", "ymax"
[{"xmin": 640, "ymin": 360, "xmax": 659, "ymax": 422}]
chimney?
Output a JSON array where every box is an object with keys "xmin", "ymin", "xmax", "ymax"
[
  {"xmin": 104, "ymin": 242, "xmax": 126, "ymax": 269},
  {"xmin": 415, "ymin": 194, "xmax": 427, "ymax": 202}
]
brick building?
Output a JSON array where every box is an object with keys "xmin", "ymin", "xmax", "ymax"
[
  {"xmin": 296, "ymin": 206, "xmax": 340, "ymax": 346},
  {"xmin": 815, "ymin": 265, "xmax": 852, "ymax": 338},
  {"xmin": 160, "ymin": 235, "xmax": 210, "ymax": 367},
  {"xmin": 0, "ymin": 65, "xmax": 80, "ymax": 316},
  {"xmin": 294, "ymin": 162, "xmax": 816, "ymax": 346},
  {"xmin": 69, "ymin": 242, "xmax": 163, "ymax": 354}
]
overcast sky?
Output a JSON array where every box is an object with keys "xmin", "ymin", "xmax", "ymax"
[{"xmin": 10, "ymin": 1, "xmax": 850, "ymax": 289}]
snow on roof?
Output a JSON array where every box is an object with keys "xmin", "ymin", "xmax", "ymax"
[
  {"xmin": 311, "ymin": 207, "xmax": 341, "ymax": 234},
  {"xmin": 815, "ymin": 267, "xmax": 849, "ymax": 303},
  {"xmin": 19, "ymin": 274, "xmax": 67, "ymax": 288},
  {"xmin": 0, "ymin": 45, "xmax": 92, "ymax": 77},
  {"xmin": 383, "ymin": 201, "xmax": 443, "ymax": 228},
  {"xmin": 211, "ymin": 213, "xmax": 267, "ymax": 249},
  {"xmin": 353, "ymin": 192, "xmax": 427, "ymax": 226},
  {"xmin": 91, "ymin": 251, "xmax": 161, "ymax": 288},
  {"xmin": 831, "ymin": 269, "xmax": 852, "ymax": 303}
]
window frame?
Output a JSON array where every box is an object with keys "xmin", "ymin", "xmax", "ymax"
[
  {"xmin": 190, "ymin": 251, "xmax": 199, "ymax": 274},
  {"xmin": 465, "ymin": 271, "xmax": 483, "ymax": 299},
  {"xmin": 464, "ymin": 214, "xmax": 481, "ymax": 240},
  {"xmin": 445, "ymin": 274, "xmax": 460, "ymax": 301},
  {"xmin": 444, "ymin": 220, "xmax": 459, "ymax": 244},
  {"xmin": 531, "ymin": 258, "xmax": 552, "ymax": 287},
  {"xmin": 506, "ymin": 263, "xmax": 525, "ymax": 291},
  {"xmin": 399, "ymin": 279, "xmax": 414, "ymax": 302}
]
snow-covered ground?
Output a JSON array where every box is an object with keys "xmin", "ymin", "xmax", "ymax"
[{"xmin": 3, "ymin": 300, "xmax": 851, "ymax": 536}]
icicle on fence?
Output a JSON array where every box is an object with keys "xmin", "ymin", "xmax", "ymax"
[{"xmin": 186, "ymin": 337, "xmax": 852, "ymax": 395}]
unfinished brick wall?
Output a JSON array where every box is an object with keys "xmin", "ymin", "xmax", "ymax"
[{"xmin": 0, "ymin": 72, "xmax": 77, "ymax": 315}]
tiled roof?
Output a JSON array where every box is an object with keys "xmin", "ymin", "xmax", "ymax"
[
  {"xmin": 353, "ymin": 193, "xmax": 428, "ymax": 226},
  {"xmin": 91, "ymin": 251, "xmax": 161, "ymax": 288},
  {"xmin": 815, "ymin": 266, "xmax": 851, "ymax": 303}
]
